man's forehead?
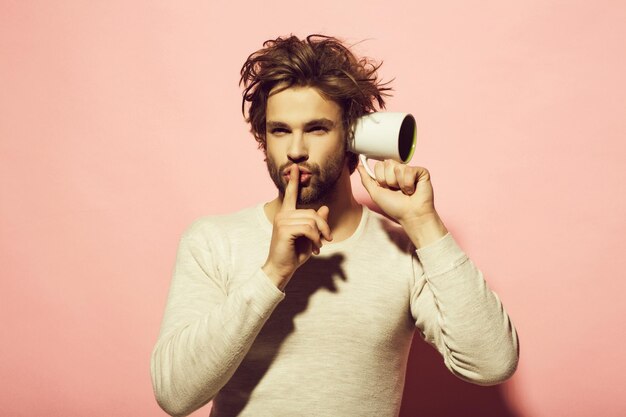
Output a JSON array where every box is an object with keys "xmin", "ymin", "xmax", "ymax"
[{"xmin": 266, "ymin": 85, "xmax": 342, "ymax": 124}]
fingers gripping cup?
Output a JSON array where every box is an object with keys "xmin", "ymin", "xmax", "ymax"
[{"xmin": 349, "ymin": 112, "xmax": 417, "ymax": 178}]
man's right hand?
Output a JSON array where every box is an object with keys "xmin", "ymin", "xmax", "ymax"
[{"xmin": 262, "ymin": 164, "xmax": 333, "ymax": 290}]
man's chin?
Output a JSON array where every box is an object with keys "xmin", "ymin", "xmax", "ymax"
[{"xmin": 297, "ymin": 188, "xmax": 331, "ymax": 207}]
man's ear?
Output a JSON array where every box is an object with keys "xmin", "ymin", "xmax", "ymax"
[{"xmin": 346, "ymin": 152, "xmax": 359, "ymax": 174}]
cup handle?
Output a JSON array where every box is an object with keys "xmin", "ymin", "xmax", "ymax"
[{"xmin": 359, "ymin": 154, "xmax": 376, "ymax": 179}]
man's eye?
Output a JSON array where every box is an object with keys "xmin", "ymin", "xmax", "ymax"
[
  {"xmin": 308, "ymin": 126, "xmax": 328, "ymax": 134},
  {"xmin": 271, "ymin": 128, "xmax": 289, "ymax": 135}
]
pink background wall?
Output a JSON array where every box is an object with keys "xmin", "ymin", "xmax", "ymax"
[{"xmin": 2, "ymin": 1, "xmax": 625, "ymax": 416}]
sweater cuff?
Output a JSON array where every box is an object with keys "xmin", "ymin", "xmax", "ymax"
[
  {"xmin": 241, "ymin": 268, "xmax": 286, "ymax": 319},
  {"xmin": 415, "ymin": 232, "xmax": 469, "ymax": 277}
]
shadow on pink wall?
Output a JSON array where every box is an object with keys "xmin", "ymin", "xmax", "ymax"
[{"xmin": 401, "ymin": 335, "xmax": 518, "ymax": 417}]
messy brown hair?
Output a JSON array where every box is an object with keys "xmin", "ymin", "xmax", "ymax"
[{"xmin": 240, "ymin": 34, "xmax": 392, "ymax": 173}]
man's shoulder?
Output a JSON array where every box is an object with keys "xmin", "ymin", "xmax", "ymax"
[{"xmin": 180, "ymin": 204, "xmax": 263, "ymax": 242}]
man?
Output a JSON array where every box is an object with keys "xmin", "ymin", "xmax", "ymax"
[{"xmin": 151, "ymin": 35, "xmax": 519, "ymax": 417}]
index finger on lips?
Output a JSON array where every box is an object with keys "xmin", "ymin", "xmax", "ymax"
[{"xmin": 282, "ymin": 164, "xmax": 299, "ymax": 211}]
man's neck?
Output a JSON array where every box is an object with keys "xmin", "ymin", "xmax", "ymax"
[{"xmin": 263, "ymin": 172, "xmax": 363, "ymax": 243}]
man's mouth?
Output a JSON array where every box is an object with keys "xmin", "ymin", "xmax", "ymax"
[
  {"xmin": 284, "ymin": 172, "xmax": 312, "ymax": 184},
  {"xmin": 282, "ymin": 165, "xmax": 313, "ymax": 184}
]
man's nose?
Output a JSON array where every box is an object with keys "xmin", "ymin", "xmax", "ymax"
[{"xmin": 287, "ymin": 131, "xmax": 308, "ymax": 162}]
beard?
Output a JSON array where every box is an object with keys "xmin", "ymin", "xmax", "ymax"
[{"xmin": 265, "ymin": 149, "xmax": 347, "ymax": 207}]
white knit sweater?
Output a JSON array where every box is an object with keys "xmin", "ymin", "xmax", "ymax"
[{"xmin": 151, "ymin": 204, "xmax": 519, "ymax": 417}]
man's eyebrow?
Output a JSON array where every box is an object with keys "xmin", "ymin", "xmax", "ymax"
[
  {"xmin": 266, "ymin": 119, "xmax": 336, "ymax": 130},
  {"xmin": 304, "ymin": 118, "xmax": 335, "ymax": 129},
  {"xmin": 266, "ymin": 121, "xmax": 290, "ymax": 130}
]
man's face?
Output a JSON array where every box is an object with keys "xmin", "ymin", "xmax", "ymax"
[{"xmin": 264, "ymin": 85, "xmax": 347, "ymax": 207}]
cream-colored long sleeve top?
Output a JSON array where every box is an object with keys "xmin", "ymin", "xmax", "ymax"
[{"xmin": 151, "ymin": 204, "xmax": 519, "ymax": 417}]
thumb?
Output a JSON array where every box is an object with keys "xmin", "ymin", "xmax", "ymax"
[{"xmin": 357, "ymin": 164, "xmax": 378, "ymax": 197}]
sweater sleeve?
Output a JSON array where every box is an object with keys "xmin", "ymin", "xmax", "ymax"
[
  {"xmin": 150, "ymin": 220, "xmax": 285, "ymax": 417},
  {"xmin": 409, "ymin": 232, "xmax": 519, "ymax": 386}
]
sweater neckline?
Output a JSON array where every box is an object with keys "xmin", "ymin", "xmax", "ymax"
[{"xmin": 255, "ymin": 202, "xmax": 370, "ymax": 253}]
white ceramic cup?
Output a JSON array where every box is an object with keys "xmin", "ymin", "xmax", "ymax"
[{"xmin": 349, "ymin": 112, "xmax": 417, "ymax": 178}]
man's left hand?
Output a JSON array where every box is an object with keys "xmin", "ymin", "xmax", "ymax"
[
  {"xmin": 357, "ymin": 159, "xmax": 438, "ymax": 222},
  {"xmin": 357, "ymin": 159, "xmax": 449, "ymax": 248}
]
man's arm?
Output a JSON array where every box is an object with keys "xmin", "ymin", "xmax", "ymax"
[
  {"xmin": 150, "ymin": 224, "xmax": 285, "ymax": 417},
  {"xmin": 357, "ymin": 160, "xmax": 519, "ymax": 384},
  {"xmin": 152, "ymin": 165, "xmax": 333, "ymax": 417},
  {"xmin": 409, "ymin": 232, "xmax": 519, "ymax": 385}
]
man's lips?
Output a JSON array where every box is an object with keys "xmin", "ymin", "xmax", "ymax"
[
  {"xmin": 282, "ymin": 166, "xmax": 311, "ymax": 176},
  {"xmin": 283, "ymin": 172, "xmax": 312, "ymax": 182},
  {"xmin": 282, "ymin": 166, "xmax": 312, "ymax": 183}
]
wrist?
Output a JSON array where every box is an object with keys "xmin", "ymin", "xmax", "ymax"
[
  {"xmin": 261, "ymin": 262, "xmax": 292, "ymax": 291},
  {"xmin": 399, "ymin": 213, "xmax": 449, "ymax": 249}
]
